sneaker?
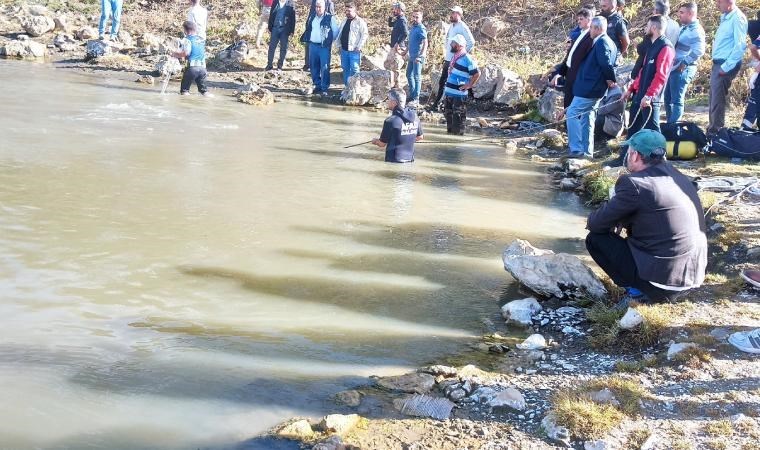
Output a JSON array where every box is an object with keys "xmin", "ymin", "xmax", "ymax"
[
  {"xmin": 264, "ymin": 65, "xmax": 273, "ymax": 71},
  {"xmin": 614, "ymin": 287, "xmax": 649, "ymax": 310},
  {"xmin": 98, "ymin": 34, "xmax": 105, "ymax": 40},
  {"xmin": 728, "ymin": 329, "xmax": 760, "ymax": 354},
  {"xmin": 740, "ymin": 269, "xmax": 760, "ymax": 289}
]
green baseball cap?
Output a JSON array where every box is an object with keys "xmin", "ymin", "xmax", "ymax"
[{"xmin": 621, "ymin": 129, "xmax": 667, "ymax": 156}]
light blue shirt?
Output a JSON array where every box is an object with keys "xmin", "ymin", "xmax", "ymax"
[
  {"xmin": 310, "ymin": 15, "xmax": 324, "ymax": 43},
  {"xmin": 711, "ymin": 7, "xmax": 748, "ymax": 72},
  {"xmin": 673, "ymin": 20, "xmax": 706, "ymax": 67}
]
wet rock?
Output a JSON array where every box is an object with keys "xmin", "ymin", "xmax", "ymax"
[
  {"xmin": 503, "ymin": 140, "xmax": 518, "ymax": 155},
  {"xmin": 1, "ymin": 39, "xmax": 46, "ymax": 58},
  {"xmin": 565, "ymin": 158, "xmax": 593, "ymax": 173},
  {"xmin": 154, "ymin": 55, "xmax": 183, "ymax": 76},
  {"xmin": 319, "ymin": 414, "xmax": 360, "ymax": 436},
  {"xmin": 619, "ymin": 307, "xmax": 644, "ymax": 330},
  {"xmin": 341, "ymin": 70, "xmax": 391, "ymax": 106},
  {"xmin": 538, "ymin": 129, "xmax": 564, "ymax": 150},
  {"xmin": 419, "ymin": 365, "xmax": 458, "ymax": 377},
  {"xmin": 501, "ymin": 297, "xmax": 542, "ymax": 326},
  {"xmin": 277, "ymin": 419, "xmax": 315, "ymax": 438},
  {"xmin": 334, "ymin": 390, "xmax": 361, "ymax": 407},
  {"xmin": 135, "ymin": 75, "xmax": 155, "ymax": 84},
  {"xmin": 584, "ymin": 439, "xmax": 611, "ymax": 450},
  {"xmin": 541, "ymin": 413, "xmax": 571, "ymax": 446},
  {"xmin": 494, "ymin": 68, "xmax": 523, "ymax": 106},
  {"xmin": 588, "ymin": 388, "xmax": 620, "ymax": 406},
  {"xmin": 394, "ymin": 394, "xmax": 455, "ymax": 420},
  {"xmin": 312, "ymin": 435, "xmax": 345, "ymax": 450},
  {"xmin": 667, "ymin": 342, "xmax": 698, "ymax": 360},
  {"xmin": 487, "ymin": 387, "xmax": 526, "ymax": 411},
  {"xmin": 238, "ymin": 85, "xmax": 275, "ymax": 106},
  {"xmin": 137, "ymin": 32, "xmax": 162, "ymax": 52},
  {"xmin": 377, "ymin": 372, "xmax": 435, "ymax": 394},
  {"xmin": 480, "ymin": 17, "xmax": 507, "ymax": 39},
  {"xmin": 215, "ymin": 40, "xmax": 249, "ymax": 70},
  {"xmin": 21, "ymin": 14, "xmax": 54, "ymax": 37},
  {"xmin": 559, "ymin": 178, "xmax": 579, "ymax": 190},
  {"xmin": 76, "ymin": 26, "xmax": 97, "ymax": 41},
  {"xmin": 539, "ymin": 87, "xmax": 564, "ymax": 122},
  {"xmin": 516, "ymin": 333, "xmax": 547, "ymax": 350},
  {"xmin": 502, "ymin": 239, "xmax": 607, "ymax": 300},
  {"xmin": 85, "ymin": 39, "xmax": 111, "ymax": 59}
]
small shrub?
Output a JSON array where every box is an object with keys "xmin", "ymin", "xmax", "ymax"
[
  {"xmin": 552, "ymin": 390, "xmax": 624, "ymax": 440},
  {"xmin": 704, "ymin": 420, "xmax": 733, "ymax": 437},
  {"xmin": 583, "ymin": 376, "xmax": 648, "ymax": 416},
  {"xmin": 583, "ymin": 170, "xmax": 617, "ymax": 203},
  {"xmin": 615, "ymin": 355, "xmax": 657, "ymax": 373}
]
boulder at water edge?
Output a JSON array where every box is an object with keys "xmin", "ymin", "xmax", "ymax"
[
  {"xmin": 480, "ymin": 17, "xmax": 507, "ymax": 39},
  {"xmin": 501, "ymin": 297, "xmax": 542, "ymax": 326},
  {"xmin": 86, "ymin": 39, "xmax": 111, "ymax": 59},
  {"xmin": 76, "ymin": 27, "xmax": 98, "ymax": 41},
  {"xmin": 1, "ymin": 38, "xmax": 46, "ymax": 58},
  {"xmin": 154, "ymin": 55, "xmax": 183, "ymax": 77},
  {"xmin": 472, "ymin": 63, "xmax": 500, "ymax": 99},
  {"xmin": 215, "ymin": 41, "xmax": 249, "ymax": 70},
  {"xmin": 21, "ymin": 14, "xmax": 54, "ymax": 37},
  {"xmin": 319, "ymin": 414, "xmax": 360, "ymax": 436},
  {"xmin": 238, "ymin": 86, "xmax": 274, "ymax": 106},
  {"xmin": 342, "ymin": 70, "xmax": 392, "ymax": 106},
  {"xmin": 276, "ymin": 419, "xmax": 314, "ymax": 438},
  {"xmin": 502, "ymin": 239, "xmax": 607, "ymax": 300},
  {"xmin": 539, "ymin": 87, "xmax": 564, "ymax": 122},
  {"xmin": 376, "ymin": 372, "xmax": 435, "ymax": 394},
  {"xmin": 472, "ymin": 63, "xmax": 524, "ymax": 106}
]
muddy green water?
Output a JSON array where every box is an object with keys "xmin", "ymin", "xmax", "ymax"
[{"xmin": 0, "ymin": 60, "xmax": 589, "ymax": 449}]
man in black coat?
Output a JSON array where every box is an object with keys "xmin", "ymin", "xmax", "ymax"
[
  {"xmin": 548, "ymin": 7, "xmax": 595, "ymax": 113},
  {"xmin": 585, "ymin": 130, "xmax": 707, "ymax": 306}
]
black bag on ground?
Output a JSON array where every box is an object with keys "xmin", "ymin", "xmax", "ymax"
[
  {"xmin": 659, "ymin": 121, "xmax": 708, "ymax": 160},
  {"xmin": 709, "ymin": 128, "xmax": 760, "ymax": 160}
]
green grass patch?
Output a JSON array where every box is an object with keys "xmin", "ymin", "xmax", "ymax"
[
  {"xmin": 583, "ymin": 170, "xmax": 617, "ymax": 204},
  {"xmin": 588, "ymin": 303, "xmax": 671, "ymax": 351}
]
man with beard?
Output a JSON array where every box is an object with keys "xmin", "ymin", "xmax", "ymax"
[
  {"xmin": 443, "ymin": 34, "xmax": 480, "ymax": 135},
  {"xmin": 428, "ymin": 6, "xmax": 475, "ymax": 110},
  {"xmin": 546, "ymin": 8, "xmax": 594, "ymax": 117},
  {"xmin": 600, "ymin": 0, "xmax": 629, "ymax": 57},
  {"xmin": 385, "ymin": 2, "xmax": 409, "ymax": 88}
]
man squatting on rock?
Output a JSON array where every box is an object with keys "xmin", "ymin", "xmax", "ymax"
[
  {"xmin": 585, "ymin": 130, "xmax": 707, "ymax": 307},
  {"xmin": 372, "ymin": 89, "xmax": 423, "ymax": 163},
  {"xmin": 443, "ymin": 34, "xmax": 480, "ymax": 136},
  {"xmin": 171, "ymin": 21, "xmax": 209, "ymax": 96}
]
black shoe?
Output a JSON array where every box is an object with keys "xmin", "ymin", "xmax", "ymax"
[
  {"xmin": 301, "ymin": 65, "xmax": 310, "ymax": 72},
  {"xmin": 604, "ymin": 155, "xmax": 625, "ymax": 168},
  {"xmin": 265, "ymin": 65, "xmax": 273, "ymax": 71}
]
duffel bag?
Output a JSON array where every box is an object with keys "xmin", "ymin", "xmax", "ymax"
[
  {"xmin": 660, "ymin": 121, "xmax": 708, "ymax": 160},
  {"xmin": 709, "ymin": 128, "xmax": 760, "ymax": 160}
]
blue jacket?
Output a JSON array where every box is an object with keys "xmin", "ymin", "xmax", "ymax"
[{"xmin": 573, "ymin": 35, "xmax": 618, "ymax": 99}]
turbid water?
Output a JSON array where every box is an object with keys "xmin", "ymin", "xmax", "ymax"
[{"xmin": 0, "ymin": 60, "xmax": 589, "ymax": 449}]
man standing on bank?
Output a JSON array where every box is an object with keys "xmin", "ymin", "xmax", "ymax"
[
  {"xmin": 429, "ymin": 6, "xmax": 475, "ymax": 110},
  {"xmin": 303, "ymin": 0, "xmax": 340, "ymax": 95},
  {"xmin": 385, "ymin": 2, "xmax": 409, "ymax": 89},
  {"xmin": 265, "ymin": 0, "xmax": 296, "ymax": 71},
  {"xmin": 600, "ymin": 0, "xmax": 630, "ymax": 57},
  {"xmin": 586, "ymin": 129, "xmax": 707, "ymax": 307},
  {"xmin": 443, "ymin": 34, "xmax": 480, "ymax": 135},
  {"xmin": 664, "ymin": 1, "xmax": 706, "ymax": 124},
  {"xmin": 708, "ymin": 0, "xmax": 748, "ymax": 134},
  {"xmin": 404, "ymin": 10, "xmax": 428, "ymax": 107},
  {"xmin": 336, "ymin": 2, "xmax": 369, "ymax": 86},
  {"xmin": 372, "ymin": 89, "xmax": 424, "ymax": 163},
  {"xmin": 302, "ymin": 0, "xmax": 336, "ymax": 71}
]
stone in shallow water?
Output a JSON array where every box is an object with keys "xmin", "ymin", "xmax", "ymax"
[
  {"xmin": 501, "ymin": 297, "xmax": 542, "ymax": 326},
  {"xmin": 334, "ymin": 389, "xmax": 361, "ymax": 407},
  {"xmin": 516, "ymin": 334, "xmax": 547, "ymax": 350},
  {"xmin": 376, "ymin": 372, "xmax": 435, "ymax": 394}
]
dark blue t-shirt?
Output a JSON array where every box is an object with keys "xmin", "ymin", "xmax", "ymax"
[
  {"xmin": 390, "ymin": 15, "xmax": 408, "ymax": 47},
  {"xmin": 380, "ymin": 107, "xmax": 422, "ymax": 163},
  {"xmin": 606, "ymin": 12, "xmax": 629, "ymax": 53}
]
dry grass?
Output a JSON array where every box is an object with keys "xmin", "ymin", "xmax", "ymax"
[
  {"xmin": 704, "ymin": 420, "xmax": 734, "ymax": 437},
  {"xmin": 625, "ymin": 428, "xmax": 651, "ymax": 450},
  {"xmin": 705, "ymin": 440, "xmax": 728, "ymax": 450},
  {"xmin": 615, "ymin": 355, "xmax": 657, "ymax": 373},
  {"xmin": 703, "ymin": 273, "xmax": 729, "ymax": 285},
  {"xmin": 552, "ymin": 390, "xmax": 625, "ymax": 440},
  {"xmin": 583, "ymin": 376, "xmax": 648, "ymax": 416},
  {"xmin": 588, "ymin": 303, "xmax": 671, "ymax": 351},
  {"xmin": 671, "ymin": 440, "xmax": 693, "ymax": 450}
]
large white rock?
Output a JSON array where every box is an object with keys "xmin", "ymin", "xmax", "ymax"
[
  {"xmin": 472, "ymin": 63, "xmax": 500, "ymax": 99},
  {"xmin": 21, "ymin": 14, "xmax": 54, "ymax": 37},
  {"xmin": 501, "ymin": 297, "xmax": 542, "ymax": 326},
  {"xmin": 481, "ymin": 17, "xmax": 507, "ymax": 39},
  {"xmin": 341, "ymin": 70, "xmax": 392, "ymax": 106},
  {"xmin": 516, "ymin": 333, "xmax": 547, "ymax": 350},
  {"xmin": 377, "ymin": 372, "xmax": 435, "ymax": 394},
  {"xmin": 619, "ymin": 308, "xmax": 644, "ymax": 330},
  {"xmin": 154, "ymin": 55, "xmax": 183, "ymax": 76},
  {"xmin": 502, "ymin": 239, "xmax": 608, "ymax": 300},
  {"xmin": 1, "ymin": 39, "xmax": 45, "ymax": 58},
  {"xmin": 539, "ymin": 87, "xmax": 564, "ymax": 122},
  {"xmin": 494, "ymin": 67, "xmax": 524, "ymax": 106},
  {"xmin": 361, "ymin": 45, "xmax": 390, "ymax": 71},
  {"xmin": 667, "ymin": 342, "xmax": 698, "ymax": 360},
  {"xmin": 487, "ymin": 387, "xmax": 526, "ymax": 411},
  {"xmin": 319, "ymin": 414, "xmax": 360, "ymax": 436},
  {"xmin": 276, "ymin": 419, "xmax": 314, "ymax": 438}
]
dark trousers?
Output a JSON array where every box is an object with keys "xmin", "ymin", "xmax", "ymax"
[
  {"xmin": 585, "ymin": 232, "xmax": 677, "ymax": 302},
  {"xmin": 267, "ymin": 27, "xmax": 289, "ymax": 69},
  {"xmin": 708, "ymin": 61, "xmax": 742, "ymax": 134},
  {"xmin": 444, "ymin": 96, "xmax": 467, "ymax": 135},
  {"xmin": 180, "ymin": 66, "xmax": 207, "ymax": 94},
  {"xmin": 627, "ymin": 98, "xmax": 661, "ymax": 137},
  {"xmin": 303, "ymin": 42, "xmax": 310, "ymax": 69},
  {"xmin": 432, "ymin": 59, "xmax": 450, "ymax": 107},
  {"xmin": 742, "ymin": 74, "xmax": 760, "ymax": 129}
]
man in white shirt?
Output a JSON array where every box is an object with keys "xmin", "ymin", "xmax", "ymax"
[
  {"xmin": 428, "ymin": 5, "xmax": 474, "ymax": 110},
  {"xmin": 187, "ymin": 0, "xmax": 208, "ymax": 41}
]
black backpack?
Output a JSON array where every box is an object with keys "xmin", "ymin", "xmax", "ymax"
[
  {"xmin": 660, "ymin": 121, "xmax": 708, "ymax": 160},
  {"xmin": 709, "ymin": 128, "xmax": 760, "ymax": 160}
]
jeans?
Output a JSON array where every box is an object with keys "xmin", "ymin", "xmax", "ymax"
[
  {"xmin": 180, "ymin": 66, "xmax": 208, "ymax": 94},
  {"xmin": 309, "ymin": 43, "xmax": 331, "ymax": 92},
  {"xmin": 98, "ymin": 0, "xmax": 123, "ymax": 37},
  {"xmin": 566, "ymin": 96, "xmax": 601, "ymax": 157},
  {"xmin": 742, "ymin": 73, "xmax": 760, "ymax": 129},
  {"xmin": 664, "ymin": 64, "xmax": 696, "ymax": 123},
  {"xmin": 708, "ymin": 61, "xmax": 742, "ymax": 134},
  {"xmin": 628, "ymin": 98, "xmax": 661, "ymax": 137},
  {"xmin": 406, "ymin": 56, "xmax": 424, "ymax": 101},
  {"xmin": 267, "ymin": 28, "xmax": 289, "ymax": 69},
  {"xmin": 585, "ymin": 231, "xmax": 678, "ymax": 302},
  {"xmin": 340, "ymin": 50, "xmax": 361, "ymax": 86}
]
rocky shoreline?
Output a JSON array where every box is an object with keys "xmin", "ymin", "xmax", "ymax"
[{"xmin": 2, "ymin": 3, "xmax": 759, "ymax": 450}]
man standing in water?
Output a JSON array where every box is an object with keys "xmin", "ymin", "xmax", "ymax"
[
  {"xmin": 429, "ymin": 6, "xmax": 475, "ymax": 110},
  {"xmin": 443, "ymin": 34, "xmax": 480, "ymax": 135},
  {"xmin": 372, "ymin": 89, "xmax": 424, "ymax": 163},
  {"xmin": 171, "ymin": 21, "xmax": 209, "ymax": 96}
]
